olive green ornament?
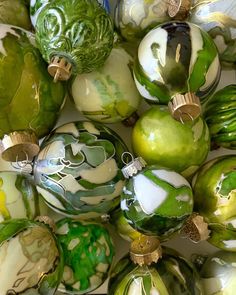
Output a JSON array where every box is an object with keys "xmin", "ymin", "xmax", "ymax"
[{"xmin": 56, "ymin": 218, "xmax": 114, "ymax": 294}]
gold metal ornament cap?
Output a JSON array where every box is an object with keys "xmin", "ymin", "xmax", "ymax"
[
  {"xmin": 0, "ymin": 131, "xmax": 40, "ymax": 162},
  {"xmin": 35, "ymin": 216, "xmax": 56, "ymax": 232},
  {"xmin": 130, "ymin": 236, "xmax": 162, "ymax": 266},
  {"xmin": 48, "ymin": 56, "xmax": 72, "ymax": 82},
  {"xmin": 181, "ymin": 213, "xmax": 210, "ymax": 243},
  {"xmin": 168, "ymin": 0, "xmax": 191, "ymax": 20},
  {"xmin": 121, "ymin": 153, "xmax": 146, "ymax": 178},
  {"xmin": 168, "ymin": 93, "xmax": 201, "ymax": 122}
]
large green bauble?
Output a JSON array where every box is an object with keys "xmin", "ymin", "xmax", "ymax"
[
  {"xmin": 133, "ymin": 21, "xmax": 220, "ymax": 105},
  {"xmin": 56, "ymin": 218, "xmax": 114, "ymax": 294},
  {"xmin": 0, "ymin": 171, "xmax": 48, "ymax": 222},
  {"xmin": 0, "ymin": 219, "xmax": 64, "ymax": 294},
  {"xmin": 70, "ymin": 46, "xmax": 141, "ymax": 123},
  {"xmin": 193, "ymin": 155, "xmax": 236, "ymax": 251},
  {"xmin": 108, "ymin": 247, "xmax": 203, "ymax": 295},
  {"xmin": 132, "ymin": 106, "xmax": 210, "ymax": 178},
  {"xmin": 205, "ymin": 85, "xmax": 236, "ymax": 149},
  {"xmin": 200, "ymin": 251, "xmax": 236, "ymax": 294},
  {"xmin": 121, "ymin": 165, "xmax": 193, "ymax": 240},
  {"xmin": 0, "ymin": 0, "xmax": 31, "ymax": 30},
  {"xmin": 34, "ymin": 0, "xmax": 114, "ymax": 75},
  {"xmin": 33, "ymin": 121, "xmax": 128, "ymax": 219},
  {"xmin": 0, "ymin": 24, "xmax": 66, "ymax": 140},
  {"xmin": 190, "ymin": 0, "xmax": 236, "ymax": 68}
]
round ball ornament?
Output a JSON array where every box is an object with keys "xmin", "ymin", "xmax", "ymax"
[
  {"xmin": 193, "ymin": 155, "xmax": 236, "ymax": 251},
  {"xmin": 0, "ymin": 171, "xmax": 48, "ymax": 222},
  {"xmin": 132, "ymin": 106, "xmax": 210, "ymax": 178},
  {"xmin": 0, "ymin": 24, "xmax": 66, "ymax": 162},
  {"xmin": 133, "ymin": 21, "xmax": 220, "ymax": 121},
  {"xmin": 120, "ymin": 156, "xmax": 194, "ymax": 240},
  {"xmin": 70, "ymin": 46, "xmax": 141, "ymax": 124},
  {"xmin": 0, "ymin": 218, "xmax": 64, "ymax": 294},
  {"xmin": 33, "ymin": 121, "xmax": 128, "ymax": 219},
  {"xmin": 56, "ymin": 218, "xmax": 114, "ymax": 294},
  {"xmin": 108, "ymin": 247, "xmax": 203, "ymax": 295},
  {"xmin": 33, "ymin": 0, "xmax": 114, "ymax": 81},
  {"xmin": 205, "ymin": 85, "xmax": 236, "ymax": 149},
  {"xmin": 199, "ymin": 250, "xmax": 236, "ymax": 294}
]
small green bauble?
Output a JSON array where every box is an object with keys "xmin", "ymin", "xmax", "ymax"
[
  {"xmin": 0, "ymin": 171, "xmax": 48, "ymax": 222},
  {"xmin": 132, "ymin": 106, "xmax": 210, "ymax": 178},
  {"xmin": 205, "ymin": 85, "xmax": 236, "ymax": 149},
  {"xmin": 193, "ymin": 155, "xmax": 236, "ymax": 251},
  {"xmin": 108, "ymin": 247, "xmax": 203, "ymax": 295},
  {"xmin": 71, "ymin": 47, "xmax": 141, "ymax": 123},
  {"xmin": 200, "ymin": 250, "xmax": 236, "ymax": 294},
  {"xmin": 33, "ymin": 121, "xmax": 128, "ymax": 218},
  {"xmin": 56, "ymin": 218, "xmax": 114, "ymax": 294},
  {"xmin": 0, "ymin": 219, "xmax": 64, "ymax": 294},
  {"xmin": 121, "ymin": 165, "xmax": 193, "ymax": 240},
  {"xmin": 34, "ymin": 0, "xmax": 114, "ymax": 79}
]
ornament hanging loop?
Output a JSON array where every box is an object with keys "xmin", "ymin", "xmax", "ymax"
[
  {"xmin": 121, "ymin": 153, "xmax": 146, "ymax": 178},
  {"xmin": 11, "ymin": 151, "xmax": 34, "ymax": 174}
]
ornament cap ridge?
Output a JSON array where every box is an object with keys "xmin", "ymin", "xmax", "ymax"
[{"xmin": 121, "ymin": 153, "xmax": 146, "ymax": 178}]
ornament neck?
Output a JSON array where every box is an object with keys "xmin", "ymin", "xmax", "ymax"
[
  {"xmin": 48, "ymin": 56, "xmax": 72, "ymax": 82},
  {"xmin": 121, "ymin": 153, "xmax": 146, "ymax": 178}
]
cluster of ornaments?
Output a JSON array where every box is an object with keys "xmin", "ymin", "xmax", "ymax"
[{"xmin": 0, "ymin": 0, "xmax": 236, "ymax": 294}]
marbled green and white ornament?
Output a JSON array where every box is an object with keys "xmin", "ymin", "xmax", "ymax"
[
  {"xmin": 134, "ymin": 21, "xmax": 220, "ymax": 104},
  {"xmin": 56, "ymin": 218, "xmax": 114, "ymax": 294},
  {"xmin": 0, "ymin": 171, "xmax": 48, "ymax": 222},
  {"xmin": 71, "ymin": 47, "xmax": 141, "ymax": 123},
  {"xmin": 0, "ymin": 219, "xmax": 64, "ymax": 294},
  {"xmin": 108, "ymin": 247, "xmax": 203, "ymax": 295},
  {"xmin": 193, "ymin": 155, "xmax": 236, "ymax": 251},
  {"xmin": 121, "ymin": 165, "xmax": 193, "ymax": 240},
  {"xmin": 33, "ymin": 121, "xmax": 128, "ymax": 219}
]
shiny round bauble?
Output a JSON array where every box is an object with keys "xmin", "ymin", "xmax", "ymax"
[
  {"xmin": 121, "ymin": 165, "xmax": 193, "ymax": 240},
  {"xmin": 205, "ymin": 85, "xmax": 236, "ymax": 149},
  {"xmin": 108, "ymin": 247, "xmax": 203, "ymax": 295},
  {"xmin": 200, "ymin": 250, "xmax": 236, "ymax": 294},
  {"xmin": 0, "ymin": 0, "xmax": 31, "ymax": 30},
  {"xmin": 0, "ymin": 171, "xmax": 48, "ymax": 222},
  {"xmin": 0, "ymin": 25, "xmax": 66, "ymax": 159},
  {"xmin": 71, "ymin": 47, "xmax": 141, "ymax": 123},
  {"xmin": 193, "ymin": 155, "xmax": 236, "ymax": 251},
  {"xmin": 33, "ymin": 121, "xmax": 128, "ymax": 219},
  {"xmin": 34, "ymin": 0, "xmax": 114, "ymax": 77},
  {"xmin": 0, "ymin": 219, "xmax": 64, "ymax": 294},
  {"xmin": 190, "ymin": 0, "xmax": 236, "ymax": 68},
  {"xmin": 133, "ymin": 21, "xmax": 220, "ymax": 105},
  {"xmin": 56, "ymin": 218, "xmax": 114, "ymax": 294},
  {"xmin": 114, "ymin": 0, "xmax": 171, "ymax": 41},
  {"xmin": 132, "ymin": 106, "xmax": 210, "ymax": 178}
]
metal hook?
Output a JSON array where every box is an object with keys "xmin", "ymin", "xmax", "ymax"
[
  {"xmin": 11, "ymin": 150, "xmax": 33, "ymax": 174},
  {"xmin": 178, "ymin": 109, "xmax": 194, "ymax": 125},
  {"xmin": 121, "ymin": 152, "xmax": 134, "ymax": 165}
]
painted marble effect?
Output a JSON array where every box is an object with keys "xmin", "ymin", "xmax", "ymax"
[
  {"xmin": 0, "ymin": 172, "xmax": 47, "ymax": 222},
  {"xmin": 193, "ymin": 155, "xmax": 236, "ymax": 251},
  {"xmin": 56, "ymin": 218, "xmax": 114, "ymax": 294},
  {"xmin": 71, "ymin": 47, "xmax": 141, "ymax": 123},
  {"xmin": 134, "ymin": 21, "xmax": 220, "ymax": 104},
  {"xmin": 0, "ymin": 219, "xmax": 63, "ymax": 294},
  {"xmin": 33, "ymin": 121, "xmax": 127, "ymax": 218},
  {"xmin": 121, "ymin": 166, "xmax": 193, "ymax": 239},
  {"xmin": 108, "ymin": 248, "xmax": 203, "ymax": 295}
]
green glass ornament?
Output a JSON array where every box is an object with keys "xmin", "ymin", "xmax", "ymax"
[
  {"xmin": 205, "ymin": 85, "xmax": 236, "ymax": 149},
  {"xmin": 120, "ymin": 156, "xmax": 193, "ymax": 240},
  {"xmin": 193, "ymin": 155, "xmax": 236, "ymax": 251},
  {"xmin": 34, "ymin": 0, "xmax": 114, "ymax": 81},
  {"xmin": 0, "ymin": 171, "xmax": 48, "ymax": 222},
  {"xmin": 132, "ymin": 106, "xmax": 210, "ymax": 178},
  {"xmin": 108, "ymin": 247, "xmax": 203, "ymax": 295},
  {"xmin": 200, "ymin": 251, "xmax": 236, "ymax": 294},
  {"xmin": 0, "ymin": 24, "xmax": 66, "ymax": 162},
  {"xmin": 56, "ymin": 218, "xmax": 114, "ymax": 294},
  {"xmin": 133, "ymin": 21, "xmax": 220, "ymax": 121},
  {"xmin": 70, "ymin": 46, "xmax": 141, "ymax": 124},
  {"xmin": 33, "ymin": 121, "xmax": 128, "ymax": 218},
  {"xmin": 0, "ymin": 218, "xmax": 64, "ymax": 294}
]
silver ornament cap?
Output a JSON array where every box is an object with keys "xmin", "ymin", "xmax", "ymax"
[{"xmin": 121, "ymin": 152, "xmax": 146, "ymax": 178}]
